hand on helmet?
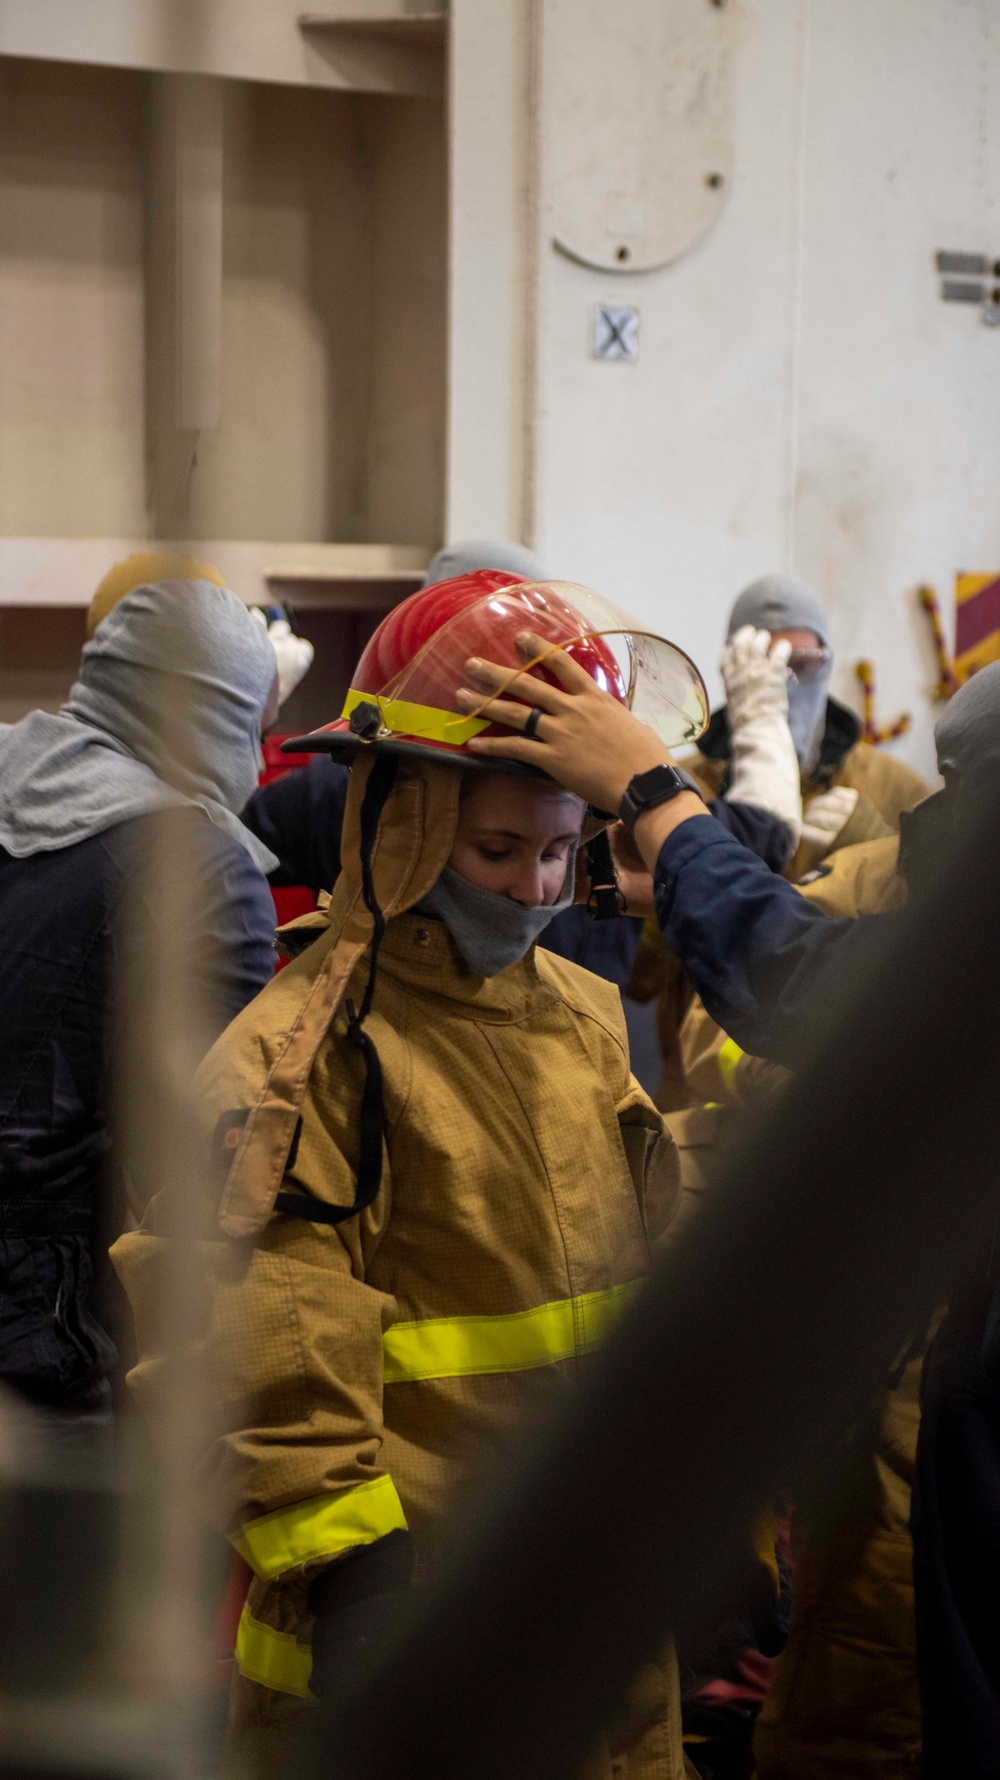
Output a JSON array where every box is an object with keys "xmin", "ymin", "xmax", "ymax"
[
  {"xmin": 458, "ymin": 635, "xmax": 706, "ymax": 866},
  {"xmin": 458, "ymin": 633, "xmax": 670, "ymax": 810}
]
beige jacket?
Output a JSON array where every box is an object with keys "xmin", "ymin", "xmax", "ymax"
[
  {"xmin": 693, "ymin": 732, "xmax": 929, "ymax": 836},
  {"xmin": 112, "ymin": 753, "xmax": 689, "ymax": 1780}
]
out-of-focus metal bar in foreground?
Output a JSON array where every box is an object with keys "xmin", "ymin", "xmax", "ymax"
[
  {"xmin": 321, "ymin": 784, "xmax": 1000, "ymax": 1780},
  {"xmin": 0, "ymin": 626, "xmax": 218, "ymax": 1780}
]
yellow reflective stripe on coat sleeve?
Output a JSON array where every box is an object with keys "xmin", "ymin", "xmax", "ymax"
[
  {"xmin": 232, "ymin": 1475, "xmax": 407, "ymax": 1579},
  {"xmin": 718, "ymin": 1037, "xmax": 744, "ymax": 1097},
  {"xmin": 235, "ymin": 1606, "xmax": 314, "ymax": 1699},
  {"xmin": 383, "ymin": 1282, "xmax": 637, "ymax": 1385},
  {"xmin": 753, "ymin": 1508, "xmax": 781, "ymax": 1592},
  {"xmin": 341, "ymin": 686, "xmax": 488, "ymax": 745}
]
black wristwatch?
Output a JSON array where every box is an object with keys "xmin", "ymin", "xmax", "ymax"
[{"xmin": 619, "ymin": 764, "xmax": 690, "ymax": 830}]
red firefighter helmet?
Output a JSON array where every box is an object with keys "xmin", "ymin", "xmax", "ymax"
[{"xmin": 282, "ymin": 570, "xmax": 709, "ymax": 769}]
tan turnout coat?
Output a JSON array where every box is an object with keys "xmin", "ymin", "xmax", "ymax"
[
  {"xmin": 664, "ymin": 833, "xmax": 927, "ymax": 1780},
  {"xmin": 112, "ymin": 754, "xmax": 689, "ymax": 1780},
  {"xmin": 692, "ymin": 726, "xmax": 929, "ymax": 841}
]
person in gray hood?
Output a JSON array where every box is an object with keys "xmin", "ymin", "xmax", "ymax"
[
  {"xmin": 933, "ymin": 657, "xmax": 1000, "ymax": 783},
  {"xmin": 726, "ymin": 574, "xmax": 833, "ymax": 770},
  {"xmin": 422, "ymin": 537, "xmax": 548, "ymax": 588},
  {"xmin": 0, "ymin": 577, "xmax": 279, "ymax": 877},
  {"xmin": 0, "ymin": 568, "xmax": 280, "ymax": 1435},
  {"xmin": 693, "ymin": 572, "xmax": 929, "ymax": 856}
]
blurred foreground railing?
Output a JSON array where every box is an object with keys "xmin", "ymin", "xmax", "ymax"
[{"xmin": 0, "ymin": 616, "xmax": 221, "ymax": 1780}]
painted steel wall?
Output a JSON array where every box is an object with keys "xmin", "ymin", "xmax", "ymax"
[
  {"xmin": 0, "ymin": 57, "xmax": 445, "ymax": 551},
  {"xmin": 451, "ymin": 0, "xmax": 1000, "ymax": 780},
  {"xmin": 2, "ymin": 0, "xmax": 998, "ymax": 778},
  {"xmin": 0, "ymin": 58, "xmax": 148, "ymax": 536}
]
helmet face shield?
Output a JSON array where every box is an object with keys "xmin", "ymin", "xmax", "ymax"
[{"xmin": 375, "ymin": 580, "xmax": 710, "ymax": 752}]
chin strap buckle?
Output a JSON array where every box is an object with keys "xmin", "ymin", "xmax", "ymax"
[{"xmin": 349, "ymin": 700, "xmax": 383, "ymax": 739}]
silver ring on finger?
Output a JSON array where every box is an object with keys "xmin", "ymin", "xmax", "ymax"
[{"xmin": 522, "ymin": 706, "xmax": 544, "ymax": 741}]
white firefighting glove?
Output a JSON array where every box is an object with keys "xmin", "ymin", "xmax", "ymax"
[
  {"xmin": 800, "ymin": 784, "xmax": 859, "ymax": 852},
  {"xmin": 251, "ymin": 608, "xmax": 315, "ymax": 706},
  {"xmin": 721, "ymin": 624, "xmax": 803, "ymax": 846}
]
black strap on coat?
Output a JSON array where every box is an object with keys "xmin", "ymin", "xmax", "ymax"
[
  {"xmin": 276, "ymin": 751, "xmax": 399, "ymax": 1228},
  {"xmin": 584, "ymin": 828, "xmax": 625, "ymax": 921}
]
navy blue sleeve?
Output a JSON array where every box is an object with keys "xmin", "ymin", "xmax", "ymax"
[
  {"xmin": 539, "ymin": 802, "xmax": 787, "ymax": 995},
  {"xmin": 652, "ymin": 816, "xmax": 887, "ymax": 1066},
  {"xmin": 706, "ymin": 799, "xmax": 795, "ymax": 873},
  {"xmin": 242, "ymin": 755, "xmax": 348, "ymax": 893},
  {"xmin": 112, "ymin": 814, "xmax": 276, "ymax": 1063},
  {"xmin": 540, "ymin": 906, "xmax": 644, "ymax": 992},
  {"xmin": 191, "ymin": 829, "xmax": 277, "ymax": 1038}
]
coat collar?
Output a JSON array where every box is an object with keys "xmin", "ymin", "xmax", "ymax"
[
  {"xmin": 375, "ymin": 909, "xmax": 558, "ymax": 1022},
  {"xmin": 700, "ymin": 696, "xmax": 861, "ymax": 777}
]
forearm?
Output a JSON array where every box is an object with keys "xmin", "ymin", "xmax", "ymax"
[
  {"xmin": 633, "ymin": 792, "xmax": 706, "ymax": 867},
  {"xmin": 724, "ymin": 717, "xmax": 803, "ymax": 845}
]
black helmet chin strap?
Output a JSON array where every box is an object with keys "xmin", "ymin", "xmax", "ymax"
[
  {"xmin": 584, "ymin": 827, "xmax": 626, "ymax": 920},
  {"xmin": 276, "ymin": 751, "xmax": 399, "ymax": 1227}
]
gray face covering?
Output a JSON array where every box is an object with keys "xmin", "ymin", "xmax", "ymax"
[
  {"xmin": 728, "ymin": 573, "xmax": 832, "ymax": 770},
  {"xmin": 0, "ymin": 578, "xmax": 278, "ymax": 871},
  {"xmin": 417, "ymin": 859, "xmax": 575, "ymax": 977},
  {"xmin": 785, "ymin": 672, "xmax": 831, "ymax": 771}
]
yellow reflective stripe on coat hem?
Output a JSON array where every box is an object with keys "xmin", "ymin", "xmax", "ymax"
[
  {"xmin": 753, "ymin": 1508, "xmax": 781, "ymax": 1591},
  {"xmin": 232, "ymin": 1475, "xmax": 407, "ymax": 1579},
  {"xmin": 235, "ymin": 1606, "xmax": 313, "ymax": 1699},
  {"xmin": 382, "ymin": 1281, "xmax": 638, "ymax": 1385},
  {"xmin": 341, "ymin": 686, "xmax": 488, "ymax": 745},
  {"xmin": 718, "ymin": 1037, "xmax": 744, "ymax": 1096}
]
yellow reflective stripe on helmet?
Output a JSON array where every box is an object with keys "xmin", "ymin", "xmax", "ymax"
[
  {"xmin": 341, "ymin": 685, "xmax": 488, "ymax": 746},
  {"xmin": 718, "ymin": 1037, "xmax": 744, "ymax": 1097},
  {"xmin": 382, "ymin": 1282, "xmax": 637, "ymax": 1385},
  {"xmin": 232, "ymin": 1476, "xmax": 407, "ymax": 1579},
  {"xmin": 235, "ymin": 1606, "xmax": 314, "ymax": 1699}
]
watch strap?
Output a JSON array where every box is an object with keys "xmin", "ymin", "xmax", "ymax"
[{"xmin": 619, "ymin": 764, "xmax": 690, "ymax": 830}]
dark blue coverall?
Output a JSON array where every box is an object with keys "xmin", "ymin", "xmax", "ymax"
[{"xmin": 0, "ymin": 811, "xmax": 275, "ymax": 1427}]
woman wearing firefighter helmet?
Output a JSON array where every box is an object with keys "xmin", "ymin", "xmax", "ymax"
[{"xmin": 112, "ymin": 570, "xmax": 712, "ymax": 1779}]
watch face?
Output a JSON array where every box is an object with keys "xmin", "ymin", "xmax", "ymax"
[
  {"xmin": 636, "ymin": 766, "xmax": 680, "ymax": 799},
  {"xmin": 620, "ymin": 764, "xmax": 686, "ymax": 828}
]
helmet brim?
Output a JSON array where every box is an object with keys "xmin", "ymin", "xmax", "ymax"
[{"xmin": 280, "ymin": 727, "xmax": 545, "ymax": 777}]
